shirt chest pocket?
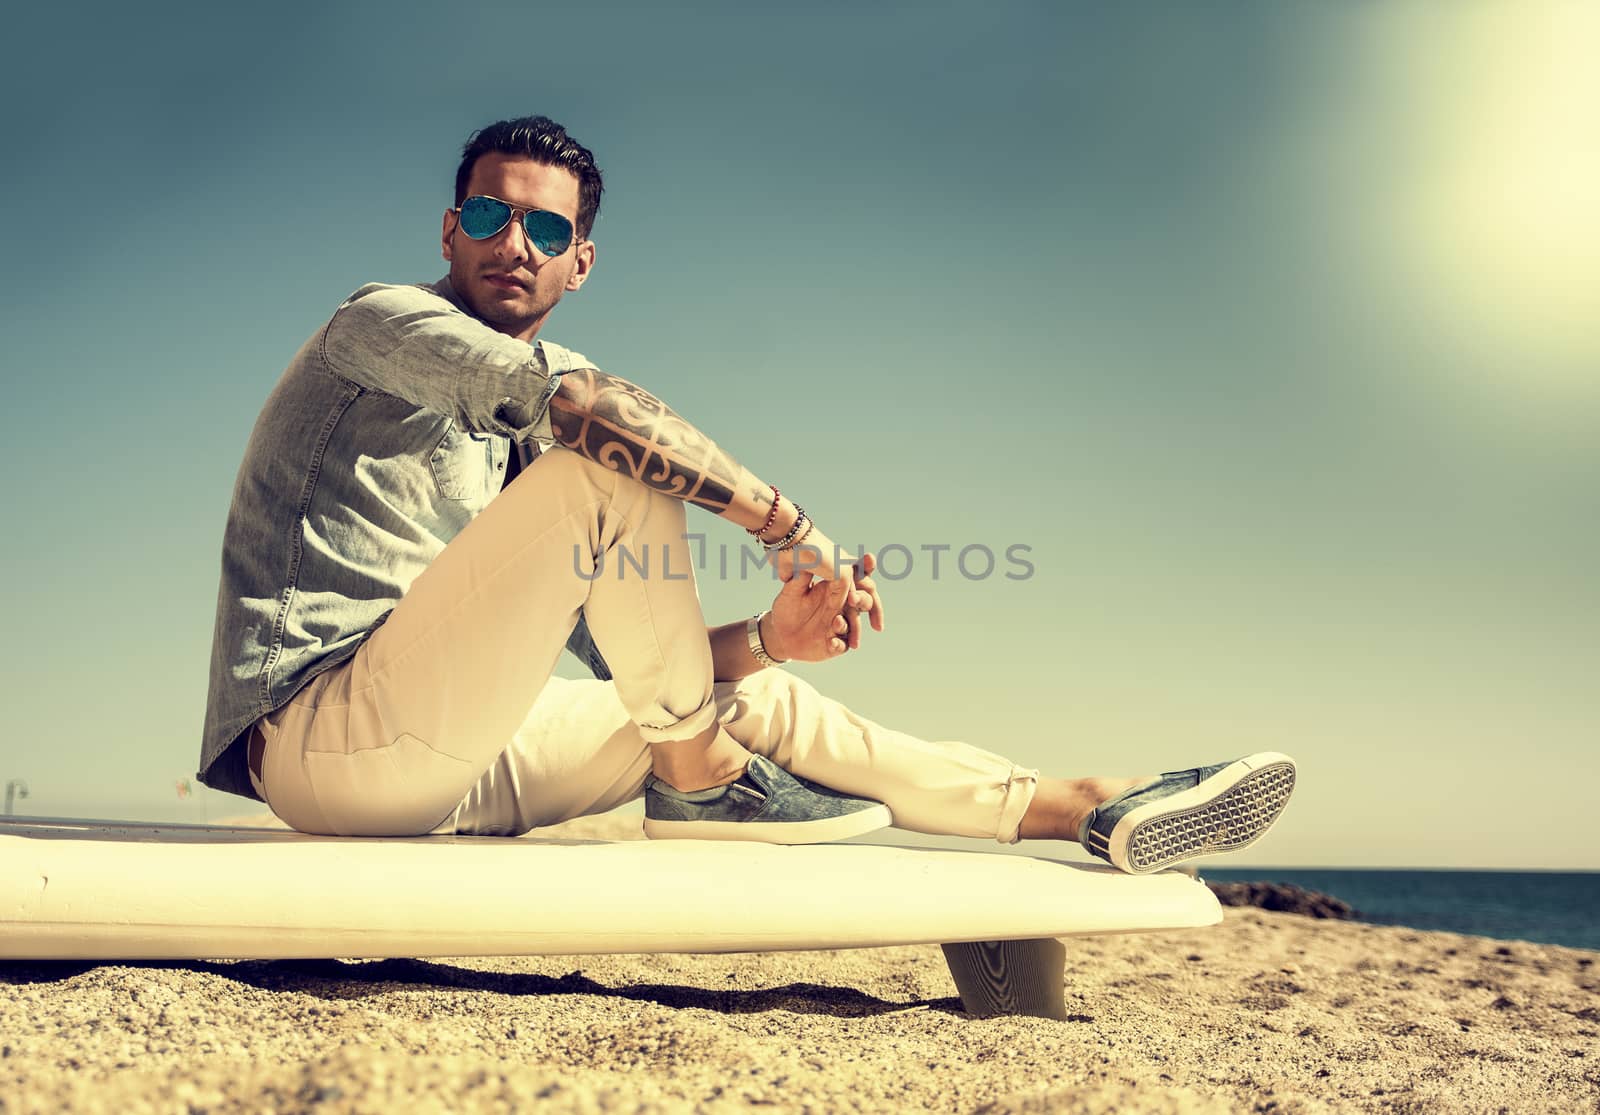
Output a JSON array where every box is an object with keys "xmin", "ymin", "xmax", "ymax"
[{"xmin": 429, "ymin": 421, "xmax": 506, "ymax": 503}]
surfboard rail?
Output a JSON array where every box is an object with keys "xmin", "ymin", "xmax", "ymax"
[{"xmin": 1, "ymin": 818, "xmax": 1222, "ymax": 1019}]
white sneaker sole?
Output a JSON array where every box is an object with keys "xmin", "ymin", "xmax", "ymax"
[
  {"xmin": 643, "ymin": 803, "xmax": 892, "ymax": 845},
  {"xmin": 1104, "ymin": 752, "xmax": 1296, "ymax": 875}
]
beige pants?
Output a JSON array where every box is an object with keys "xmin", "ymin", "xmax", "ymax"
[{"xmin": 250, "ymin": 446, "xmax": 1038, "ymax": 842}]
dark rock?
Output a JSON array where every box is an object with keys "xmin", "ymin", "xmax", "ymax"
[{"xmin": 1205, "ymin": 881, "xmax": 1358, "ymax": 920}]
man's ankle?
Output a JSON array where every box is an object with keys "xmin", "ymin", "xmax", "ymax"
[
  {"xmin": 653, "ymin": 761, "xmax": 748, "ymax": 794},
  {"xmin": 1017, "ymin": 777, "xmax": 1106, "ymax": 842},
  {"xmin": 649, "ymin": 729, "xmax": 752, "ymax": 793}
]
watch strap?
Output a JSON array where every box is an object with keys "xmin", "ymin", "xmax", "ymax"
[{"xmin": 747, "ymin": 611, "xmax": 786, "ymax": 668}]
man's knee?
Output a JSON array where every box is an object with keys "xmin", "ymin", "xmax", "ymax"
[
  {"xmin": 528, "ymin": 446, "xmax": 679, "ymax": 516},
  {"xmin": 526, "ymin": 444, "xmax": 605, "ymax": 485},
  {"xmin": 729, "ymin": 667, "xmax": 818, "ymax": 727}
]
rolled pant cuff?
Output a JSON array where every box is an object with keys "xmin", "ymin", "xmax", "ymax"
[
  {"xmin": 996, "ymin": 765, "xmax": 1041, "ymax": 845},
  {"xmin": 634, "ymin": 700, "xmax": 721, "ymax": 748}
]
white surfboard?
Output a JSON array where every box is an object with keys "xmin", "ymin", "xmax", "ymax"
[{"xmin": 0, "ymin": 818, "xmax": 1222, "ymax": 1018}]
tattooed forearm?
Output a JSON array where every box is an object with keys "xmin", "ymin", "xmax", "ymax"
[{"xmin": 549, "ymin": 368, "xmax": 771, "ymax": 524}]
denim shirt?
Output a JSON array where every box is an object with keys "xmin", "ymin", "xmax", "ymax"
[{"xmin": 197, "ymin": 277, "xmax": 613, "ymax": 802}]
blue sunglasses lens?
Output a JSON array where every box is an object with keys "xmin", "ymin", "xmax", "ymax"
[
  {"xmin": 458, "ymin": 196, "xmax": 513, "ymax": 239},
  {"xmin": 458, "ymin": 196, "xmax": 575, "ymax": 257},
  {"xmin": 522, "ymin": 209, "xmax": 575, "ymax": 257}
]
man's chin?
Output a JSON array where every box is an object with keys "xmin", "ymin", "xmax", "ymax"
[{"xmin": 464, "ymin": 287, "xmax": 536, "ymax": 332}]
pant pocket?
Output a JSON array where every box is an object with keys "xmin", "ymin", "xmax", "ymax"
[{"xmin": 304, "ymin": 732, "xmax": 473, "ymax": 836}]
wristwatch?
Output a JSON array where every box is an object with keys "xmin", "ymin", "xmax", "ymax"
[{"xmin": 747, "ymin": 611, "xmax": 787, "ymax": 669}]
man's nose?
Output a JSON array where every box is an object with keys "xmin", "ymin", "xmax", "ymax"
[{"xmin": 491, "ymin": 218, "xmax": 531, "ymax": 265}]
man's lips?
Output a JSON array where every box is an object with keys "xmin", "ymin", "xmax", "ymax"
[{"xmin": 483, "ymin": 272, "xmax": 527, "ymax": 292}]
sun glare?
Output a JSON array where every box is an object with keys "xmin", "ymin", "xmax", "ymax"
[{"xmin": 1384, "ymin": 1, "xmax": 1599, "ymax": 390}]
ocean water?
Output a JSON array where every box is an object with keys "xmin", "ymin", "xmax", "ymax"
[{"xmin": 1201, "ymin": 868, "xmax": 1600, "ymax": 951}]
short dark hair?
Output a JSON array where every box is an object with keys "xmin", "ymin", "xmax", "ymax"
[{"xmin": 455, "ymin": 116, "xmax": 604, "ymax": 239}]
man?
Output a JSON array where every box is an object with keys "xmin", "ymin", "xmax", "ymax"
[{"xmin": 197, "ymin": 115, "xmax": 1296, "ymax": 871}]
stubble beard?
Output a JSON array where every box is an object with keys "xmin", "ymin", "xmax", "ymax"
[{"xmin": 458, "ymin": 271, "xmax": 549, "ymax": 339}]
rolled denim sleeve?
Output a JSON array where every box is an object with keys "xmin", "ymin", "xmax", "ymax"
[{"xmin": 319, "ymin": 281, "xmax": 572, "ymax": 442}]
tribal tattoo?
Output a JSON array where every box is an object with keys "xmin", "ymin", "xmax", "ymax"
[{"xmin": 549, "ymin": 368, "xmax": 754, "ymax": 515}]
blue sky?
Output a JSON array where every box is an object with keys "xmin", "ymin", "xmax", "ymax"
[{"xmin": 1, "ymin": 1, "xmax": 1595, "ymax": 867}]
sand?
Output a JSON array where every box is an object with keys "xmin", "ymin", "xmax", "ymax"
[{"xmin": 3, "ymin": 815, "xmax": 1597, "ymax": 1114}]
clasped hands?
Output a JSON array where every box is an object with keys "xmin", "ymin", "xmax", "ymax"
[{"xmin": 760, "ymin": 548, "xmax": 886, "ymax": 663}]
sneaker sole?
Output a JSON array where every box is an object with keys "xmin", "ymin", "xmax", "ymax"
[
  {"xmin": 642, "ymin": 803, "xmax": 892, "ymax": 845},
  {"xmin": 1106, "ymin": 752, "xmax": 1296, "ymax": 875}
]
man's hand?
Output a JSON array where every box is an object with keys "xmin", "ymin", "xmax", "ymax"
[
  {"xmin": 840, "ymin": 550, "xmax": 885, "ymax": 649},
  {"xmin": 762, "ymin": 552, "xmax": 886, "ymax": 662}
]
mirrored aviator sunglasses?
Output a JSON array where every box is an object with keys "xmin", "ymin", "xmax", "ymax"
[{"xmin": 456, "ymin": 195, "xmax": 577, "ymax": 257}]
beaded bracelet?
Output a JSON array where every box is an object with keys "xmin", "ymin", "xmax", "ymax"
[
  {"xmin": 748, "ymin": 485, "xmax": 782, "ymax": 542},
  {"xmin": 789, "ymin": 517, "xmax": 816, "ymax": 551},
  {"xmin": 761, "ymin": 508, "xmax": 810, "ymax": 552}
]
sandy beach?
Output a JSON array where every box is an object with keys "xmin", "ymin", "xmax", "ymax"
[{"xmin": 4, "ymin": 814, "xmax": 1596, "ymax": 1114}]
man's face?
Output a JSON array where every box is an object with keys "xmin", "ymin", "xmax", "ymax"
[{"xmin": 441, "ymin": 153, "xmax": 594, "ymax": 342}]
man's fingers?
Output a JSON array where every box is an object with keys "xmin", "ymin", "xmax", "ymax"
[
  {"xmin": 862, "ymin": 587, "xmax": 885, "ymax": 633},
  {"xmin": 844, "ymin": 601, "xmax": 862, "ymax": 648},
  {"xmin": 823, "ymin": 582, "xmax": 858, "ymax": 614},
  {"xmin": 846, "ymin": 577, "xmax": 885, "ymax": 633},
  {"xmin": 834, "ymin": 570, "xmax": 863, "ymax": 648},
  {"xmin": 851, "ymin": 557, "xmax": 884, "ymax": 632},
  {"xmin": 859, "ymin": 575, "xmax": 885, "ymax": 632}
]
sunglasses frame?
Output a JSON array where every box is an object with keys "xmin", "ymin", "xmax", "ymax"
[{"xmin": 452, "ymin": 194, "xmax": 582, "ymax": 257}]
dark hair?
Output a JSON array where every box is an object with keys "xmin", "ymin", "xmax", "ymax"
[{"xmin": 455, "ymin": 116, "xmax": 604, "ymax": 239}]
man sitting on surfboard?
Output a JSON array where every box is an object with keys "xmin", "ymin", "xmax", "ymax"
[{"xmin": 196, "ymin": 115, "xmax": 1296, "ymax": 874}]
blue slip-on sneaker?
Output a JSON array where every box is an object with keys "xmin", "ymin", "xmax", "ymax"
[
  {"xmin": 1078, "ymin": 752, "xmax": 1297, "ymax": 875},
  {"xmin": 643, "ymin": 754, "xmax": 892, "ymax": 844}
]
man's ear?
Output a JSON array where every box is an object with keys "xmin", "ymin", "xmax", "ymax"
[
  {"xmin": 441, "ymin": 209, "xmax": 459, "ymax": 262},
  {"xmin": 565, "ymin": 239, "xmax": 596, "ymax": 292}
]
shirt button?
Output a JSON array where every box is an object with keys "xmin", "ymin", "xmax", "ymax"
[{"xmin": 496, "ymin": 461, "xmax": 505, "ymax": 470}]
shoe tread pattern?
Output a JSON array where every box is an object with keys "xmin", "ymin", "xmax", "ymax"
[{"xmin": 1125, "ymin": 763, "xmax": 1296, "ymax": 873}]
